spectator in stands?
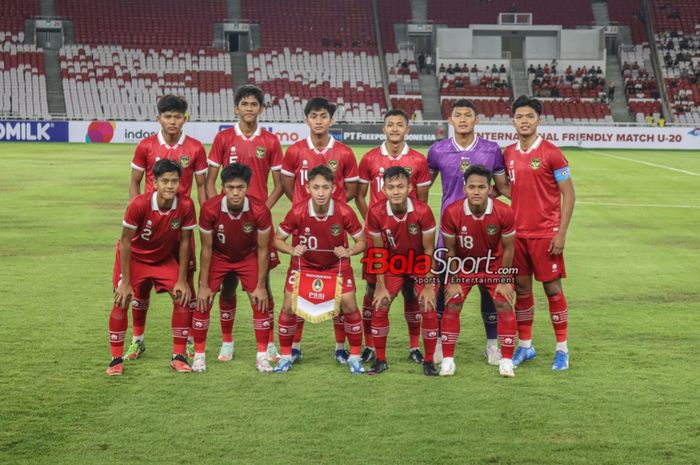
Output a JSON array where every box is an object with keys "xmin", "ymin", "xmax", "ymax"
[
  {"xmin": 491, "ymin": 64, "xmax": 498, "ymax": 73},
  {"xmin": 551, "ymin": 86, "xmax": 560, "ymax": 98},
  {"xmin": 646, "ymin": 113, "xmax": 655, "ymax": 125},
  {"xmin": 499, "ymin": 64, "xmax": 506, "ymax": 74},
  {"xmin": 607, "ymin": 81, "xmax": 615, "ymax": 102},
  {"xmin": 508, "ymin": 2, "xmax": 517, "ymax": 13},
  {"xmin": 471, "ymin": 64, "xmax": 478, "ymax": 72},
  {"xmin": 447, "ymin": 64, "xmax": 454, "ymax": 75},
  {"xmin": 528, "ymin": 64, "xmax": 535, "ymax": 74},
  {"xmin": 401, "ymin": 59, "xmax": 409, "ymax": 70},
  {"xmin": 535, "ymin": 65, "xmax": 544, "ymax": 78},
  {"xmin": 426, "ymin": 54, "xmax": 433, "ymax": 73},
  {"xmin": 462, "ymin": 63, "xmax": 469, "ymax": 73},
  {"xmin": 439, "ymin": 63, "xmax": 446, "ymax": 73},
  {"xmin": 455, "ymin": 77, "xmax": 464, "ymax": 89},
  {"xmin": 418, "ymin": 53, "xmax": 425, "ymax": 73},
  {"xmin": 566, "ymin": 65, "xmax": 573, "ymax": 75}
]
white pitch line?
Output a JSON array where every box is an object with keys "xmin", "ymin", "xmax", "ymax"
[
  {"xmin": 588, "ymin": 150, "xmax": 700, "ymax": 176},
  {"xmin": 577, "ymin": 201, "xmax": 700, "ymax": 209}
]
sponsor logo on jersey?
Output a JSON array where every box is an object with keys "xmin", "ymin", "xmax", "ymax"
[
  {"xmin": 487, "ymin": 224, "xmax": 498, "ymax": 235},
  {"xmin": 408, "ymin": 223, "xmax": 419, "ymax": 235},
  {"xmin": 461, "ymin": 226, "xmax": 467, "ymax": 233},
  {"xmin": 331, "ymin": 224, "xmax": 342, "ymax": 236},
  {"xmin": 460, "ymin": 159, "xmax": 471, "ymax": 172},
  {"xmin": 179, "ymin": 155, "xmax": 190, "ymax": 168},
  {"xmin": 530, "ymin": 158, "xmax": 541, "ymax": 170},
  {"xmin": 230, "ymin": 146, "xmax": 237, "ymax": 154},
  {"xmin": 312, "ymin": 278, "xmax": 324, "ymax": 292},
  {"xmin": 170, "ymin": 218, "xmax": 181, "ymax": 229},
  {"xmin": 255, "ymin": 146, "xmax": 266, "ymax": 159},
  {"xmin": 243, "ymin": 222, "xmax": 255, "ymax": 233},
  {"xmin": 328, "ymin": 160, "xmax": 339, "ymax": 172}
]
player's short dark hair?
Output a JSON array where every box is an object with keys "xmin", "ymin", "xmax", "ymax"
[
  {"xmin": 157, "ymin": 94, "xmax": 188, "ymax": 114},
  {"xmin": 383, "ymin": 166, "xmax": 410, "ymax": 182},
  {"xmin": 463, "ymin": 164, "xmax": 492, "ymax": 184},
  {"xmin": 307, "ymin": 164, "xmax": 334, "ymax": 184},
  {"xmin": 234, "ymin": 85, "xmax": 264, "ymax": 106},
  {"xmin": 450, "ymin": 98, "xmax": 478, "ymax": 115},
  {"xmin": 304, "ymin": 97, "xmax": 337, "ymax": 118},
  {"xmin": 221, "ymin": 163, "xmax": 252, "ymax": 185},
  {"xmin": 512, "ymin": 95, "xmax": 543, "ymax": 116},
  {"xmin": 153, "ymin": 158, "xmax": 182, "ymax": 178},
  {"xmin": 384, "ymin": 109, "xmax": 409, "ymax": 122}
]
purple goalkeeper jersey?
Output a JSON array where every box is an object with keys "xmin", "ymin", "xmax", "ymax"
[{"xmin": 427, "ymin": 136, "xmax": 505, "ymax": 245}]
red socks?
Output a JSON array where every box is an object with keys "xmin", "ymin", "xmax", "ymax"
[
  {"xmin": 278, "ymin": 312, "xmax": 297, "ymax": 356},
  {"xmin": 497, "ymin": 309, "xmax": 517, "ymax": 359},
  {"xmin": 171, "ymin": 304, "xmax": 191, "ymax": 355},
  {"xmin": 130, "ymin": 297, "xmax": 149, "ymax": 338},
  {"xmin": 440, "ymin": 308, "xmax": 461, "ymax": 358},
  {"xmin": 191, "ymin": 306, "xmax": 211, "ymax": 353},
  {"xmin": 343, "ymin": 310, "xmax": 363, "ymax": 356},
  {"xmin": 219, "ymin": 296, "xmax": 236, "ymax": 343},
  {"xmin": 109, "ymin": 305, "xmax": 128, "ymax": 358},
  {"xmin": 370, "ymin": 308, "xmax": 390, "ymax": 361},
  {"xmin": 333, "ymin": 314, "xmax": 346, "ymax": 345},
  {"xmin": 547, "ymin": 291, "xmax": 568, "ymax": 342},
  {"xmin": 362, "ymin": 293, "xmax": 374, "ymax": 348},
  {"xmin": 403, "ymin": 298, "xmax": 421, "ymax": 349},
  {"xmin": 515, "ymin": 292, "xmax": 534, "ymax": 341},
  {"xmin": 294, "ymin": 316, "xmax": 305, "ymax": 343},
  {"xmin": 266, "ymin": 296, "xmax": 275, "ymax": 344},
  {"xmin": 252, "ymin": 304, "xmax": 271, "ymax": 353},
  {"xmin": 421, "ymin": 310, "xmax": 439, "ymax": 363}
]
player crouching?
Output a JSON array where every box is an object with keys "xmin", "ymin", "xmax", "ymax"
[
  {"xmin": 193, "ymin": 163, "xmax": 275, "ymax": 373},
  {"xmin": 273, "ymin": 165, "xmax": 367, "ymax": 374},
  {"xmin": 107, "ymin": 159, "xmax": 197, "ymax": 375},
  {"xmin": 365, "ymin": 167, "xmax": 439, "ymax": 376},
  {"xmin": 440, "ymin": 165, "xmax": 518, "ymax": 378}
]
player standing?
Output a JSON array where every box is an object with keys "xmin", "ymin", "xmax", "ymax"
[
  {"xmin": 273, "ymin": 165, "xmax": 366, "ymax": 374},
  {"xmin": 356, "ymin": 110, "xmax": 432, "ymax": 364},
  {"xmin": 503, "ymin": 96, "xmax": 575, "ymax": 371},
  {"xmin": 206, "ymin": 85, "xmax": 284, "ymax": 362},
  {"xmin": 126, "ymin": 95, "xmax": 207, "ymax": 361},
  {"xmin": 440, "ymin": 165, "xmax": 518, "ymax": 377},
  {"xmin": 364, "ymin": 167, "xmax": 439, "ymax": 376},
  {"xmin": 427, "ymin": 99, "xmax": 510, "ymax": 364},
  {"xmin": 107, "ymin": 159, "xmax": 196, "ymax": 375},
  {"xmin": 280, "ymin": 97, "xmax": 359, "ymax": 363},
  {"xmin": 194, "ymin": 164, "xmax": 274, "ymax": 373}
]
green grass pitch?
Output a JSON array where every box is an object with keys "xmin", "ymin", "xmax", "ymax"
[{"xmin": 1, "ymin": 143, "xmax": 699, "ymax": 465}]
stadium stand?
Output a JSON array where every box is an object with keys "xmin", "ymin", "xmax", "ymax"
[
  {"xmin": 0, "ymin": 1, "xmax": 48, "ymax": 118},
  {"xmin": 440, "ymin": 98, "xmax": 510, "ymax": 121},
  {"xmin": 438, "ymin": 63, "xmax": 511, "ymax": 98},
  {"xmin": 607, "ymin": 0, "xmax": 648, "ymax": 45},
  {"xmin": 427, "ymin": 0, "xmax": 593, "ymax": 28},
  {"xmin": 378, "ymin": 0, "xmax": 412, "ymax": 53},
  {"xmin": 242, "ymin": 0, "xmax": 386, "ymax": 121},
  {"xmin": 528, "ymin": 63, "xmax": 606, "ymax": 100},
  {"xmin": 60, "ymin": 45, "xmax": 233, "ymax": 120},
  {"xmin": 55, "ymin": 0, "xmax": 226, "ymax": 47},
  {"xmin": 620, "ymin": 45, "xmax": 662, "ymax": 122},
  {"xmin": 649, "ymin": 0, "xmax": 700, "ymax": 36},
  {"xmin": 387, "ymin": 49, "xmax": 422, "ymax": 120},
  {"xmin": 655, "ymin": 30, "xmax": 700, "ymax": 124}
]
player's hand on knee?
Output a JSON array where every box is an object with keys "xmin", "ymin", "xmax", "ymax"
[
  {"xmin": 445, "ymin": 283, "xmax": 463, "ymax": 303},
  {"xmin": 251, "ymin": 286, "xmax": 268, "ymax": 310},
  {"xmin": 114, "ymin": 283, "xmax": 134, "ymax": 309},
  {"xmin": 197, "ymin": 286, "xmax": 213, "ymax": 312},
  {"xmin": 372, "ymin": 285, "xmax": 391, "ymax": 310},
  {"xmin": 173, "ymin": 280, "xmax": 191, "ymax": 306},
  {"xmin": 419, "ymin": 287, "xmax": 437, "ymax": 311},
  {"xmin": 495, "ymin": 283, "xmax": 515, "ymax": 306}
]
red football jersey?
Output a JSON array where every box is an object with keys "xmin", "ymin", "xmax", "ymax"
[
  {"xmin": 358, "ymin": 143, "xmax": 432, "ymax": 208},
  {"xmin": 208, "ymin": 123, "xmax": 283, "ymax": 202},
  {"xmin": 122, "ymin": 192, "xmax": 197, "ymax": 265},
  {"xmin": 440, "ymin": 198, "xmax": 515, "ymax": 274},
  {"xmin": 199, "ymin": 194, "xmax": 272, "ymax": 262},
  {"xmin": 131, "ymin": 131, "xmax": 208, "ymax": 198},
  {"xmin": 503, "ymin": 136, "xmax": 570, "ymax": 238},
  {"xmin": 366, "ymin": 198, "xmax": 436, "ymax": 257},
  {"xmin": 280, "ymin": 137, "xmax": 359, "ymax": 205},
  {"xmin": 278, "ymin": 199, "xmax": 363, "ymax": 270}
]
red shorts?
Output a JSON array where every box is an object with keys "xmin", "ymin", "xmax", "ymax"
[
  {"xmin": 514, "ymin": 237, "xmax": 567, "ymax": 282},
  {"xmin": 444, "ymin": 275, "xmax": 510, "ymax": 307},
  {"xmin": 285, "ymin": 264, "xmax": 356, "ymax": 294},
  {"xmin": 112, "ymin": 245, "xmax": 180, "ymax": 297},
  {"xmin": 209, "ymin": 253, "xmax": 260, "ymax": 293},
  {"xmin": 382, "ymin": 273, "xmax": 434, "ymax": 298}
]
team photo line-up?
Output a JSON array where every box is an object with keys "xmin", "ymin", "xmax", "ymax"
[{"xmin": 107, "ymin": 85, "xmax": 575, "ymax": 378}]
